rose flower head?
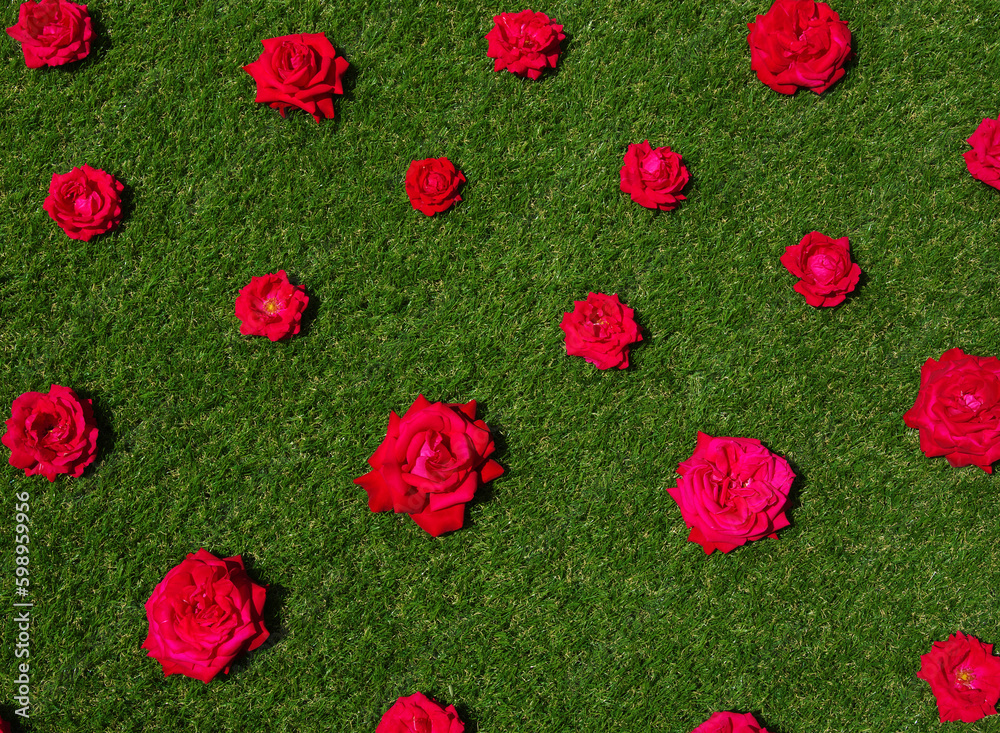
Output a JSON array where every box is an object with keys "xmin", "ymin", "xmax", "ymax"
[
  {"xmin": 747, "ymin": 0, "xmax": 853, "ymax": 95},
  {"xmin": 377, "ymin": 691, "xmax": 465, "ymax": 733},
  {"xmin": 903, "ymin": 348, "xmax": 1000, "ymax": 472},
  {"xmin": 619, "ymin": 141, "xmax": 690, "ymax": 211},
  {"xmin": 917, "ymin": 631, "xmax": 1000, "ymax": 723},
  {"xmin": 141, "ymin": 548, "xmax": 269, "ymax": 684},
  {"xmin": 3, "ymin": 384, "xmax": 98, "ymax": 482},
  {"xmin": 354, "ymin": 395, "xmax": 504, "ymax": 537},
  {"xmin": 780, "ymin": 231, "xmax": 861, "ymax": 307},
  {"xmin": 234, "ymin": 270, "xmax": 309, "ymax": 342},
  {"xmin": 561, "ymin": 292, "xmax": 643, "ymax": 370},
  {"xmin": 405, "ymin": 157, "xmax": 465, "ymax": 216},
  {"xmin": 668, "ymin": 432, "xmax": 795, "ymax": 554},
  {"xmin": 243, "ymin": 32, "xmax": 349, "ymax": 122},
  {"xmin": 964, "ymin": 115, "xmax": 1000, "ymax": 191},
  {"xmin": 485, "ymin": 9, "xmax": 566, "ymax": 80},
  {"xmin": 6, "ymin": 0, "xmax": 92, "ymax": 68},
  {"xmin": 692, "ymin": 711, "xmax": 771, "ymax": 733},
  {"xmin": 43, "ymin": 165, "xmax": 124, "ymax": 241}
]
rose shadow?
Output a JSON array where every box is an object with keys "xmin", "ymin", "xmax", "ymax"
[
  {"xmin": 328, "ymin": 46, "xmax": 358, "ymax": 132},
  {"xmin": 451, "ymin": 701, "xmax": 479, "ymax": 732},
  {"xmin": 112, "ymin": 179, "xmax": 137, "ymax": 240},
  {"xmin": 459, "ymin": 404, "xmax": 508, "ymax": 534},
  {"xmin": 283, "ymin": 273, "xmax": 320, "ymax": 339},
  {"xmin": 72, "ymin": 388, "xmax": 116, "ymax": 479},
  {"xmin": 2, "ymin": 710, "xmax": 26, "ymax": 733},
  {"xmin": 746, "ymin": 711, "xmax": 783, "ymax": 733}
]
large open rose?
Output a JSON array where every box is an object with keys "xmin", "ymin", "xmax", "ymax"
[
  {"xmin": 560, "ymin": 292, "xmax": 643, "ymax": 370},
  {"xmin": 141, "ymin": 549, "xmax": 269, "ymax": 684},
  {"xmin": 3, "ymin": 384, "xmax": 98, "ymax": 481},
  {"xmin": 668, "ymin": 432, "xmax": 794, "ymax": 554},
  {"xmin": 747, "ymin": 0, "xmax": 852, "ymax": 95},
  {"xmin": 43, "ymin": 165, "xmax": 124, "ymax": 241},
  {"xmin": 234, "ymin": 270, "xmax": 309, "ymax": 341},
  {"xmin": 6, "ymin": 0, "xmax": 92, "ymax": 68},
  {"xmin": 964, "ymin": 115, "xmax": 1000, "ymax": 191},
  {"xmin": 485, "ymin": 9, "xmax": 566, "ymax": 80},
  {"xmin": 903, "ymin": 348, "xmax": 1000, "ymax": 472},
  {"xmin": 354, "ymin": 395, "xmax": 504, "ymax": 536},
  {"xmin": 780, "ymin": 230, "xmax": 861, "ymax": 307},
  {"xmin": 377, "ymin": 692, "xmax": 465, "ymax": 733},
  {"xmin": 917, "ymin": 632, "xmax": 1000, "ymax": 723},
  {"xmin": 692, "ymin": 712, "xmax": 771, "ymax": 733},
  {"xmin": 619, "ymin": 141, "xmax": 690, "ymax": 211},
  {"xmin": 405, "ymin": 157, "xmax": 465, "ymax": 216}
]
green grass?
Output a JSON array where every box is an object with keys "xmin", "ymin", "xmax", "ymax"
[{"xmin": 3, "ymin": 0, "xmax": 1000, "ymax": 730}]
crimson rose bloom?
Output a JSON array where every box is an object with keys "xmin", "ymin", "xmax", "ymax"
[
  {"xmin": 3, "ymin": 384, "xmax": 98, "ymax": 482},
  {"xmin": 43, "ymin": 165, "xmax": 124, "ymax": 241},
  {"xmin": 917, "ymin": 632, "xmax": 1000, "ymax": 723},
  {"xmin": 485, "ymin": 9, "xmax": 566, "ymax": 80},
  {"xmin": 354, "ymin": 395, "xmax": 504, "ymax": 537},
  {"xmin": 141, "ymin": 548, "xmax": 269, "ymax": 684},
  {"xmin": 243, "ymin": 33, "xmax": 349, "ymax": 122},
  {"xmin": 747, "ymin": 0, "xmax": 852, "ymax": 95},
  {"xmin": 234, "ymin": 270, "xmax": 309, "ymax": 342},
  {"xmin": 668, "ymin": 432, "xmax": 794, "ymax": 554},
  {"xmin": 780, "ymin": 231, "xmax": 861, "ymax": 307},
  {"xmin": 0, "ymin": 716, "xmax": 10, "ymax": 733},
  {"xmin": 405, "ymin": 157, "xmax": 465, "ymax": 216},
  {"xmin": 6, "ymin": 0, "xmax": 92, "ymax": 68},
  {"xmin": 377, "ymin": 692, "xmax": 465, "ymax": 733},
  {"xmin": 964, "ymin": 115, "xmax": 1000, "ymax": 191},
  {"xmin": 692, "ymin": 712, "xmax": 771, "ymax": 733},
  {"xmin": 903, "ymin": 348, "xmax": 1000, "ymax": 472},
  {"xmin": 560, "ymin": 292, "xmax": 643, "ymax": 370},
  {"xmin": 619, "ymin": 141, "xmax": 689, "ymax": 211}
]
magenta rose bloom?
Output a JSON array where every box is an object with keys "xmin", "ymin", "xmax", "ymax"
[
  {"xmin": 917, "ymin": 632, "xmax": 1000, "ymax": 723},
  {"xmin": 560, "ymin": 292, "xmax": 643, "ymax": 370},
  {"xmin": 354, "ymin": 395, "xmax": 504, "ymax": 537},
  {"xmin": 485, "ymin": 9, "xmax": 566, "ymax": 80},
  {"xmin": 964, "ymin": 115, "xmax": 1000, "ymax": 191},
  {"xmin": 668, "ymin": 432, "xmax": 794, "ymax": 554},
  {"xmin": 377, "ymin": 692, "xmax": 465, "ymax": 733},
  {"xmin": 405, "ymin": 157, "xmax": 465, "ymax": 216},
  {"xmin": 234, "ymin": 270, "xmax": 309, "ymax": 342},
  {"xmin": 780, "ymin": 231, "xmax": 861, "ymax": 307},
  {"xmin": 903, "ymin": 348, "xmax": 1000, "ymax": 472},
  {"xmin": 6, "ymin": 0, "xmax": 92, "ymax": 68},
  {"xmin": 243, "ymin": 33, "xmax": 349, "ymax": 122},
  {"xmin": 692, "ymin": 712, "xmax": 771, "ymax": 733},
  {"xmin": 141, "ymin": 548, "xmax": 269, "ymax": 684},
  {"xmin": 3, "ymin": 384, "xmax": 98, "ymax": 481},
  {"xmin": 619, "ymin": 141, "xmax": 690, "ymax": 211},
  {"xmin": 43, "ymin": 165, "xmax": 124, "ymax": 241},
  {"xmin": 747, "ymin": 0, "xmax": 852, "ymax": 95}
]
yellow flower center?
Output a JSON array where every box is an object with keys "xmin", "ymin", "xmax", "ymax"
[
  {"xmin": 956, "ymin": 667, "xmax": 977, "ymax": 690},
  {"xmin": 263, "ymin": 298, "xmax": 279, "ymax": 315}
]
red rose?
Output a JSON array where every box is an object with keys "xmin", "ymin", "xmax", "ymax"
[
  {"xmin": 964, "ymin": 115, "xmax": 1000, "ymax": 191},
  {"xmin": 234, "ymin": 270, "xmax": 309, "ymax": 342},
  {"xmin": 243, "ymin": 33, "xmax": 349, "ymax": 122},
  {"xmin": 354, "ymin": 395, "xmax": 504, "ymax": 537},
  {"xmin": 917, "ymin": 632, "xmax": 1000, "ymax": 723},
  {"xmin": 619, "ymin": 141, "xmax": 690, "ymax": 211},
  {"xmin": 903, "ymin": 348, "xmax": 1000, "ymax": 473},
  {"xmin": 43, "ymin": 165, "xmax": 124, "ymax": 241},
  {"xmin": 560, "ymin": 292, "xmax": 643, "ymax": 370},
  {"xmin": 747, "ymin": 0, "xmax": 852, "ymax": 95},
  {"xmin": 668, "ymin": 432, "xmax": 794, "ymax": 554},
  {"xmin": 485, "ymin": 9, "xmax": 566, "ymax": 80},
  {"xmin": 3, "ymin": 384, "xmax": 98, "ymax": 482},
  {"xmin": 6, "ymin": 0, "xmax": 92, "ymax": 68},
  {"xmin": 376, "ymin": 692, "xmax": 465, "ymax": 733},
  {"xmin": 780, "ymin": 231, "xmax": 861, "ymax": 307},
  {"xmin": 141, "ymin": 548, "xmax": 269, "ymax": 684},
  {"xmin": 691, "ymin": 712, "xmax": 771, "ymax": 733},
  {"xmin": 0, "ymin": 717, "xmax": 9, "ymax": 733},
  {"xmin": 405, "ymin": 157, "xmax": 465, "ymax": 216}
]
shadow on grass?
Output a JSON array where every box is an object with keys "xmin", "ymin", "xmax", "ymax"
[
  {"xmin": 460, "ymin": 401, "xmax": 508, "ymax": 533},
  {"xmin": 219, "ymin": 552, "xmax": 288, "ymax": 682},
  {"xmin": 74, "ymin": 387, "xmax": 117, "ymax": 478}
]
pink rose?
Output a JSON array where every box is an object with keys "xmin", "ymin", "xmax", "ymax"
[
  {"xmin": 376, "ymin": 692, "xmax": 465, "ymax": 733},
  {"xmin": 747, "ymin": 0, "xmax": 852, "ymax": 95},
  {"xmin": 903, "ymin": 348, "xmax": 1000, "ymax": 472},
  {"xmin": 485, "ymin": 9, "xmax": 566, "ymax": 80},
  {"xmin": 405, "ymin": 157, "xmax": 465, "ymax": 216},
  {"xmin": 560, "ymin": 292, "xmax": 643, "ymax": 370},
  {"xmin": 43, "ymin": 165, "xmax": 124, "ymax": 241},
  {"xmin": 6, "ymin": 0, "xmax": 92, "ymax": 68},
  {"xmin": 243, "ymin": 33, "xmax": 349, "ymax": 122},
  {"xmin": 668, "ymin": 432, "xmax": 794, "ymax": 554},
  {"xmin": 692, "ymin": 712, "xmax": 771, "ymax": 733},
  {"xmin": 619, "ymin": 141, "xmax": 690, "ymax": 211},
  {"xmin": 917, "ymin": 632, "xmax": 1000, "ymax": 723},
  {"xmin": 141, "ymin": 548, "xmax": 269, "ymax": 684},
  {"xmin": 3, "ymin": 384, "xmax": 98, "ymax": 481},
  {"xmin": 234, "ymin": 270, "xmax": 309, "ymax": 341},
  {"xmin": 354, "ymin": 395, "xmax": 504, "ymax": 537},
  {"xmin": 780, "ymin": 231, "xmax": 861, "ymax": 307},
  {"xmin": 963, "ymin": 115, "xmax": 1000, "ymax": 191}
]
